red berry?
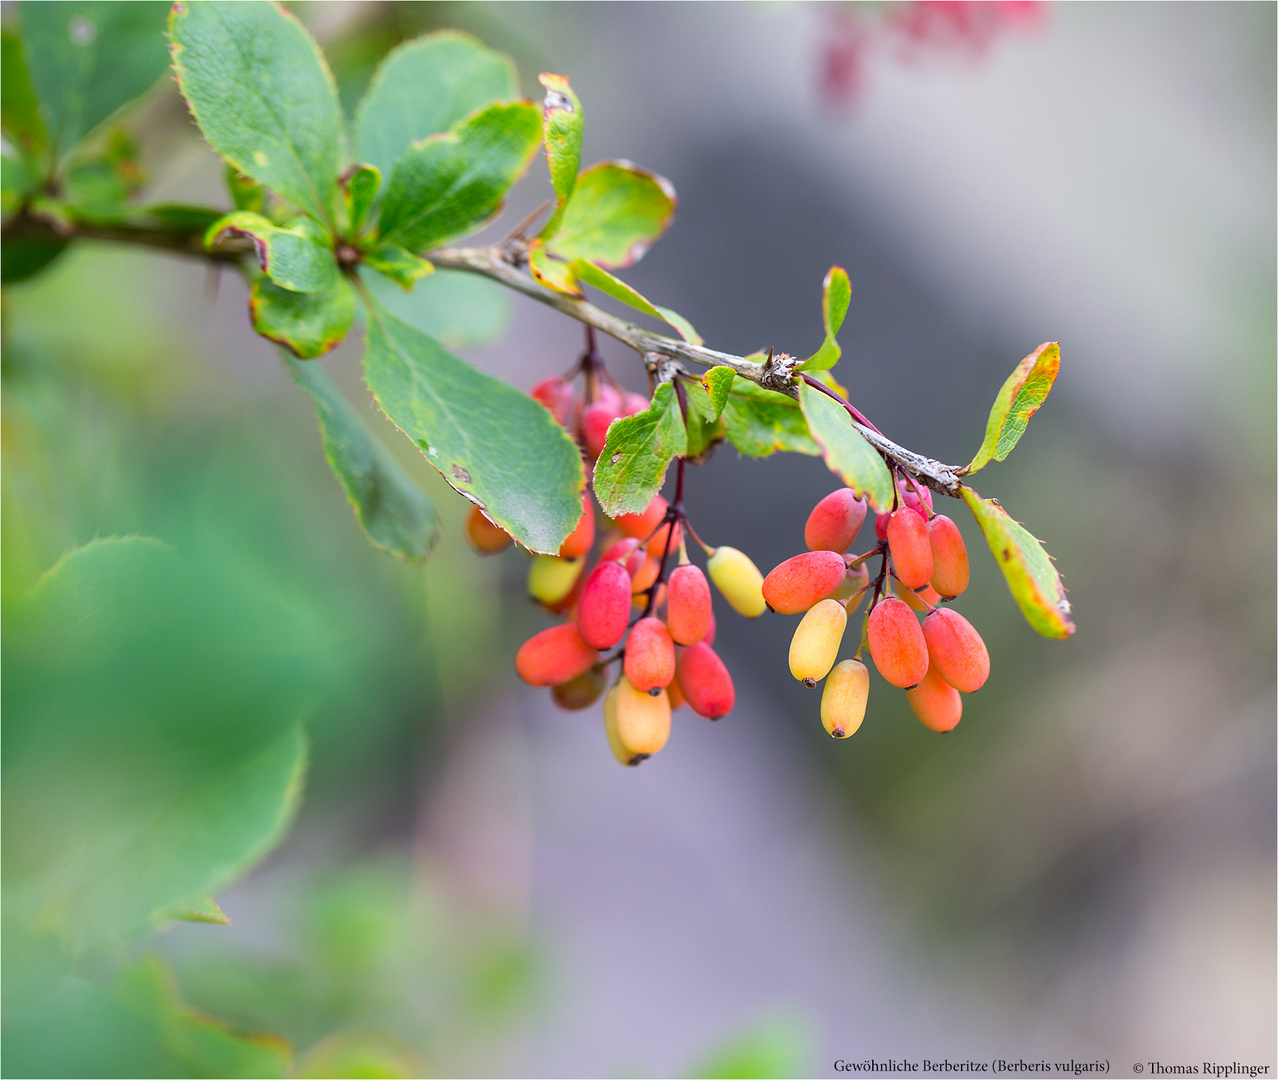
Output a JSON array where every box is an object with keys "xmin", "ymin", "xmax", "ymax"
[
  {"xmin": 887, "ymin": 507, "xmax": 933, "ymax": 590},
  {"xmin": 558, "ymin": 493, "xmax": 595, "ymax": 558},
  {"xmin": 666, "ymin": 564, "xmax": 712, "ymax": 645},
  {"xmin": 906, "ymin": 663, "xmax": 962, "ymax": 732},
  {"xmin": 624, "ymin": 617, "xmax": 676, "ymax": 692},
  {"xmin": 516, "ymin": 624, "xmax": 597, "ymax": 686},
  {"xmin": 921, "ymin": 608, "xmax": 989, "ymax": 692},
  {"xmin": 866, "ymin": 597, "xmax": 928, "ymax": 688},
  {"xmin": 805, "ymin": 489, "xmax": 867, "ymax": 553},
  {"xmin": 576, "ymin": 560, "xmax": 632, "ymax": 648},
  {"xmin": 761, "ymin": 550, "xmax": 847, "ymax": 614},
  {"xmin": 601, "ymin": 536, "xmax": 644, "ymax": 576},
  {"xmin": 927, "ymin": 514, "xmax": 969, "ymax": 599},
  {"xmin": 530, "ymin": 376, "xmax": 575, "ymax": 426},
  {"xmin": 623, "ymin": 392, "xmax": 650, "ymax": 416},
  {"xmin": 675, "ymin": 642, "xmax": 735, "ymax": 719},
  {"xmin": 582, "ymin": 401, "xmax": 623, "ymax": 459}
]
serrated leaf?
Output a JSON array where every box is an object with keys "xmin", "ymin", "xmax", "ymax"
[
  {"xmin": 208, "ymin": 211, "xmax": 338, "ymax": 293},
  {"xmin": 2, "ymin": 28, "xmax": 48, "ymax": 164},
  {"xmin": 964, "ymin": 342, "xmax": 1061, "ymax": 474},
  {"xmin": 570, "ymin": 258, "xmax": 701, "ymax": 344},
  {"xmin": 701, "ymin": 366, "xmax": 736, "ymax": 418},
  {"xmin": 682, "ymin": 381, "xmax": 725, "ymax": 459},
  {"xmin": 287, "ymin": 357, "xmax": 439, "ymax": 563},
  {"xmin": 960, "ymin": 488, "xmax": 1075, "ymax": 639},
  {"xmin": 250, "ymin": 275, "xmax": 356, "ymax": 359},
  {"xmin": 364, "ymin": 243, "xmax": 433, "ymax": 288},
  {"xmin": 592, "ymin": 382, "xmax": 686, "ymax": 517},
  {"xmin": 356, "ymin": 30, "xmax": 518, "ymax": 182},
  {"xmin": 363, "ymin": 301, "xmax": 585, "ymax": 553},
  {"xmin": 538, "ymin": 72, "xmax": 582, "ymax": 238},
  {"xmin": 527, "ymin": 238, "xmax": 580, "ymax": 294},
  {"xmin": 798, "ymin": 265, "xmax": 851, "ymax": 372},
  {"xmin": 797, "ymin": 382, "xmax": 893, "ymax": 511},
  {"xmin": 720, "ymin": 377, "xmax": 820, "ymax": 457},
  {"xmin": 20, "ymin": 1, "xmax": 170, "ymax": 162},
  {"xmin": 2, "ymin": 537, "xmax": 323, "ymax": 951},
  {"xmin": 163, "ymin": 894, "xmax": 230, "ymax": 925},
  {"xmin": 169, "ymin": 0, "xmax": 343, "ymax": 226},
  {"xmin": 343, "ymin": 163, "xmax": 380, "ymax": 234},
  {"xmin": 362, "ymin": 266, "xmax": 511, "ymax": 350},
  {"xmin": 545, "ymin": 160, "xmax": 675, "ymax": 268},
  {"xmin": 378, "ymin": 101, "xmax": 541, "ymax": 252}
]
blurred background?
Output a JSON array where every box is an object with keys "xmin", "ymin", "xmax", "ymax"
[{"xmin": 3, "ymin": 2, "xmax": 1274, "ymax": 1076}]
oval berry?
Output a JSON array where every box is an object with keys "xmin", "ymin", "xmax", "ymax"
[
  {"xmin": 530, "ymin": 375, "xmax": 575, "ymax": 427},
  {"xmin": 667, "ymin": 673, "xmax": 687, "ymax": 710},
  {"xmin": 820, "ymin": 658, "xmax": 869, "ymax": 738},
  {"xmin": 892, "ymin": 577, "xmax": 941, "ymax": 614},
  {"xmin": 528, "ymin": 554, "xmax": 585, "ymax": 609},
  {"xmin": 706, "ymin": 546, "xmax": 766, "ymax": 618},
  {"xmin": 630, "ymin": 555, "xmax": 660, "ymax": 596},
  {"xmin": 552, "ymin": 667, "xmax": 606, "ymax": 710},
  {"xmin": 576, "ymin": 560, "xmax": 632, "ymax": 648},
  {"xmin": 558, "ymin": 493, "xmax": 595, "ymax": 558},
  {"xmin": 927, "ymin": 514, "xmax": 969, "ymax": 599},
  {"xmin": 582, "ymin": 400, "xmax": 624, "ymax": 458},
  {"xmin": 614, "ymin": 675, "xmax": 671, "ymax": 755},
  {"xmin": 831, "ymin": 562, "xmax": 870, "ymax": 604},
  {"xmin": 921, "ymin": 608, "xmax": 989, "ymax": 692},
  {"xmin": 906, "ymin": 663, "xmax": 962, "ymax": 732},
  {"xmin": 789, "ymin": 598, "xmax": 847, "ymax": 686},
  {"xmin": 866, "ymin": 597, "xmax": 928, "ymax": 688},
  {"xmin": 676, "ymin": 642, "xmax": 735, "ymax": 719},
  {"xmin": 887, "ymin": 508, "xmax": 933, "ymax": 590},
  {"xmin": 646, "ymin": 519, "xmax": 680, "ymax": 559},
  {"xmin": 516, "ymin": 624, "xmax": 597, "ymax": 686},
  {"xmin": 465, "ymin": 505, "xmax": 512, "ymax": 554},
  {"xmin": 613, "ymin": 495, "xmax": 668, "ymax": 540},
  {"xmin": 603, "ymin": 685, "xmax": 643, "ymax": 766},
  {"xmin": 761, "ymin": 550, "xmax": 847, "ymax": 614},
  {"xmin": 601, "ymin": 536, "xmax": 644, "ymax": 577},
  {"xmin": 666, "ymin": 564, "xmax": 712, "ymax": 645},
  {"xmin": 805, "ymin": 489, "xmax": 867, "ymax": 553},
  {"xmin": 624, "ymin": 617, "xmax": 676, "ymax": 692}
]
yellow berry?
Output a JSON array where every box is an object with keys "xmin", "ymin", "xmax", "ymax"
[
  {"xmin": 706, "ymin": 546, "xmax": 766, "ymax": 618},
  {"xmin": 820, "ymin": 658, "xmax": 869, "ymax": 738},
  {"xmin": 788, "ymin": 598, "xmax": 847, "ymax": 686}
]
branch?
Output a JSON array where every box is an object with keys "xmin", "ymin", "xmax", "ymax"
[
  {"xmin": 428, "ymin": 244, "xmax": 965, "ymax": 497},
  {"xmin": 2, "ymin": 207, "xmax": 251, "ymax": 261}
]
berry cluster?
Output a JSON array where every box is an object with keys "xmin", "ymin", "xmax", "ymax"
[
  {"xmin": 763, "ymin": 476, "xmax": 988, "ymax": 737},
  {"xmin": 464, "ymin": 350, "xmax": 772, "ymax": 767}
]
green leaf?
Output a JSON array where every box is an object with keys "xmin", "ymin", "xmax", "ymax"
[
  {"xmin": 960, "ymin": 488, "xmax": 1075, "ymax": 639},
  {"xmin": 250, "ymin": 275, "xmax": 356, "ymax": 359},
  {"xmin": 363, "ymin": 243, "xmax": 433, "ymax": 288},
  {"xmin": 797, "ymin": 265, "xmax": 851, "ymax": 372},
  {"xmin": 377, "ymin": 101, "xmax": 541, "ymax": 252},
  {"xmin": 362, "ymin": 266, "xmax": 511, "ymax": 350},
  {"xmin": 0, "ymin": 234, "xmax": 68, "ymax": 284},
  {"xmin": 537, "ymin": 72, "xmax": 583, "ymax": 237},
  {"xmin": 287, "ymin": 357, "xmax": 440, "ymax": 563},
  {"xmin": 527, "ymin": 239, "xmax": 579, "ymax": 294},
  {"xmin": 163, "ymin": 894, "xmax": 231, "ymax": 925},
  {"xmin": 2, "ymin": 28, "xmax": 48, "ymax": 165},
  {"xmin": 964, "ymin": 341, "xmax": 1061, "ymax": 474},
  {"xmin": 688, "ymin": 1013, "xmax": 815, "ymax": 1080},
  {"xmin": 2, "ymin": 537, "xmax": 323, "ymax": 951},
  {"xmin": 169, "ymin": 0, "xmax": 343, "ymax": 226},
  {"xmin": 682, "ymin": 380, "xmax": 726, "ymax": 460},
  {"xmin": 344, "ymin": 163, "xmax": 380, "ymax": 234},
  {"xmin": 20, "ymin": 1, "xmax": 170, "ymax": 162},
  {"xmin": 592, "ymin": 382, "xmax": 686, "ymax": 516},
  {"xmin": 720, "ymin": 377, "xmax": 820, "ymax": 458},
  {"xmin": 700, "ymin": 366, "xmax": 737, "ymax": 418},
  {"xmin": 207, "ymin": 211, "xmax": 339, "ymax": 293},
  {"xmin": 2, "ymin": 145, "xmax": 40, "ymax": 214},
  {"xmin": 355, "ymin": 30, "xmax": 518, "ymax": 182},
  {"xmin": 570, "ymin": 258, "xmax": 702, "ymax": 344},
  {"xmin": 363, "ymin": 302, "xmax": 585, "ymax": 553},
  {"xmin": 797, "ymin": 381, "xmax": 893, "ymax": 511},
  {"xmin": 224, "ymin": 163, "xmax": 264, "ymax": 213},
  {"xmin": 295, "ymin": 1033, "xmax": 419, "ymax": 1080},
  {"xmin": 546, "ymin": 160, "xmax": 676, "ymax": 268}
]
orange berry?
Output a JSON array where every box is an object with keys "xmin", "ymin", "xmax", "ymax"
[
  {"xmin": 820, "ymin": 658, "xmax": 869, "ymax": 738},
  {"xmin": 887, "ymin": 508, "xmax": 933, "ymax": 590},
  {"xmin": 465, "ymin": 505, "xmax": 513, "ymax": 554},
  {"xmin": 675, "ymin": 642, "xmax": 735, "ymax": 719},
  {"xmin": 761, "ymin": 550, "xmax": 847, "ymax": 614},
  {"xmin": 516, "ymin": 624, "xmax": 597, "ymax": 686},
  {"xmin": 601, "ymin": 536, "xmax": 645, "ymax": 577},
  {"xmin": 558, "ymin": 493, "xmax": 595, "ymax": 558},
  {"xmin": 804, "ymin": 489, "xmax": 867, "ymax": 553},
  {"xmin": 906, "ymin": 663, "xmax": 962, "ymax": 732},
  {"xmin": 614, "ymin": 675, "xmax": 671, "ymax": 755},
  {"xmin": 576, "ymin": 560, "xmax": 632, "ymax": 648},
  {"xmin": 613, "ymin": 495, "xmax": 668, "ymax": 540},
  {"xmin": 667, "ymin": 673, "xmax": 687, "ymax": 710},
  {"xmin": 892, "ymin": 577, "xmax": 941, "ymax": 614},
  {"xmin": 629, "ymin": 555, "xmax": 660, "ymax": 595},
  {"xmin": 921, "ymin": 608, "xmax": 989, "ymax": 692},
  {"xmin": 666, "ymin": 564, "xmax": 712, "ymax": 645},
  {"xmin": 624, "ymin": 617, "xmax": 676, "ymax": 692},
  {"xmin": 927, "ymin": 514, "xmax": 969, "ymax": 599},
  {"xmin": 646, "ymin": 519, "xmax": 680, "ymax": 559},
  {"xmin": 552, "ymin": 667, "xmax": 606, "ymax": 710},
  {"xmin": 603, "ymin": 685, "xmax": 644, "ymax": 766},
  {"xmin": 866, "ymin": 597, "xmax": 928, "ymax": 688}
]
